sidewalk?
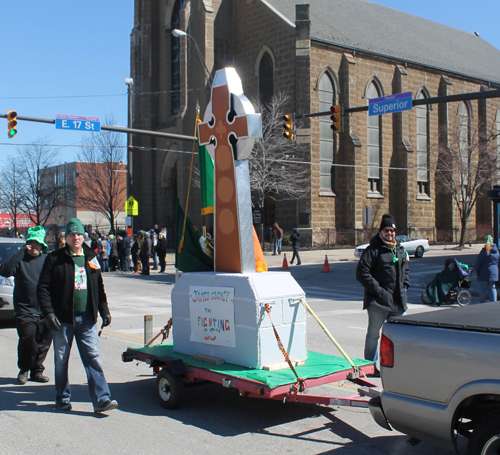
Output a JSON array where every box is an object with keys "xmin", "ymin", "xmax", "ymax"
[{"xmin": 263, "ymin": 243, "xmax": 483, "ymax": 266}]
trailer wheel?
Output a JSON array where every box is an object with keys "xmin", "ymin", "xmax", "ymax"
[
  {"xmin": 457, "ymin": 290, "xmax": 472, "ymax": 307},
  {"xmin": 156, "ymin": 368, "xmax": 183, "ymax": 409},
  {"xmin": 466, "ymin": 411, "xmax": 500, "ymax": 455},
  {"xmin": 421, "ymin": 286, "xmax": 432, "ymax": 305}
]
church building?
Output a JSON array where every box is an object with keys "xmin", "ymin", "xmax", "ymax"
[{"xmin": 129, "ymin": 0, "xmax": 500, "ymax": 247}]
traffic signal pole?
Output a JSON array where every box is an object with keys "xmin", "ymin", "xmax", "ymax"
[
  {"xmin": 0, "ymin": 113, "xmax": 197, "ymax": 142},
  {"xmin": 295, "ymin": 87, "xmax": 500, "ymax": 120}
]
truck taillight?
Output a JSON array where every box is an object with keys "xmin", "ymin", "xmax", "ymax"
[{"xmin": 380, "ymin": 334, "xmax": 394, "ymax": 368}]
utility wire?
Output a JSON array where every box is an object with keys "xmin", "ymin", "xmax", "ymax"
[{"xmin": 0, "ymin": 141, "xmax": 442, "ymax": 172}]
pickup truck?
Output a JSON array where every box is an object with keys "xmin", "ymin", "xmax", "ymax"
[{"xmin": 369, "ymin": 302, "xmax": 500, "ymax": 454}]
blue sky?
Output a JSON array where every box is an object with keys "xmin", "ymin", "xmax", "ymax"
[{"xmin": 0, "ymin": 0, "xmax": 498, "ymax": 171}]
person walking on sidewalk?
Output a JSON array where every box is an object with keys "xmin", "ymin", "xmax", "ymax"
[
  {"xmin": 272, "ymin": 222, "xmax": 283, "ymax": 255},
  {"xmin": 37, "ymin": 218, "xmax": 118, "ymax": 413},
  {"xmin": 356, "ymin": 214, "xmax": 410, "ymax": 372},
  {"xmin": 475, "ymin": 235, "xmax": 499, "ymax": 303},
  {"xmin": 289, "ymin": 228, "xmax": 301, "ymax": 265},
  {"xmin": 1, "ymin": 226, "xmax": 51, "ymax": 384}
]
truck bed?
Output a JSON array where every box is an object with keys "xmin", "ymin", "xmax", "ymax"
[{"xmin": 387, "ymin": 301, "xmax": 500, "ymax": 333}]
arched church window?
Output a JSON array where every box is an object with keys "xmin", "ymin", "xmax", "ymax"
[
  {"xmin": 171, "ymin": 0, "xmax": 183, "ymax": 115},
  {"xmin": 416, "ymin": 90, "xmax": 430, "ymax": 196},
  {"xmin": 318, "ymin": 73, "xmax": 335, "ymax": 193},
  {"xmin": 258, "ymin": 52, "xmax": 273, "ymax": 107},
  {"xmin": 366, "ymin": 81, "xmax": 382, "ymax": 193}
]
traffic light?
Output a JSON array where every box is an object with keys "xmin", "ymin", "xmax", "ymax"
[
  {"xmin": 282, "ymin": 113, "xmax": 294, "ymax": 140},
  {"xmin": 7, "ymin": 110, "xmax": 17, "ymax": 138},
  {"xmin": 330, "ymin": 105, "xmax": 341, "ymax": 133}
]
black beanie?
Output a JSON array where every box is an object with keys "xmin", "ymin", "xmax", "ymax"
[{"xmin": 379, "ymin": 214, "xmax": 396, "ymax": 232}]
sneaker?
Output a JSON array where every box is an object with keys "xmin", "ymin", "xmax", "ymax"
[
  {"xmin": 57, "ymin": 400, "xmax": 72, "ymax": 411},
  {"xmin": 30, "ymin": 373, "xmax": 50, "ymax": 383},
  {"xmin": 17, "ymin": 371, "xmax": 28, "ymax": 385},
  {"xmin": 94, "ymin": 399, "xmax": 118, "ymax": 413}
]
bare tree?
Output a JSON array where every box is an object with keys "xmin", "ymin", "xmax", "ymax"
[
  {"xmin": 249, "ymin": 93, "xmax": 310, "ymax": 214},
  {"xmin": 77, "ymin": 116, "xmax": 126, "ymax": 233},
  {"xmin": 17, "ymin": 140, "xmax": 66, "ymax": 227},
  {"xmin": 0, "ymin": 157, "xmax": 25, "ymax": 232},
  {"xmin": 436, "ymin": 120, "xmax": 498, "ymax": 246}
]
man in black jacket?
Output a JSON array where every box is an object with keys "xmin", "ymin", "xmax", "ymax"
[
  {"xmin": 121, "ymin": 231, "xmax": 132, "ymax": 272},
  {"xmin": 1, "ymin": 226, "xmax": 50, "ymax": 384},
  {"xmin": 37, "ymin": 218, "xmax": 118, "ymax": 413},
  {"xmin": 356, "ymin": 214, "xmax": 410, "ymax": 367},
  {"xmin": 140, "ymin": 231, "xmax": 152, "ymax": 275}
]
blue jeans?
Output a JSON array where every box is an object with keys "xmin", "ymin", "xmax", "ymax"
[
  {"xmin": 123, "ymin": 255, "xmax": 131, "ymax": 272},
  {"xmin": 365, "ymin": 303, "xmax": 405, "ymax": 364},
  {"xmin": 477, "ymin": 280, "xmax": 497, "ymax": 303},
  {"xmin": 290, "ymin": 246, "xmax": 301, "ymax": 265},
  {"xmin": 273, "ymin": 238, "xmax": 282, "ymax": 255},
  {"xmin": 153, "ymin": 251, "xmax": 158, "ymax": 269},
  {"xmin": 52, "ymin": 312, "xmax": 111, "ymax": 407}
]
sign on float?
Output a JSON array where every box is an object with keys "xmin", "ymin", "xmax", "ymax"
[{"xmin": 369, "ymin": 92, "xmax": 412, "ymax": 116}]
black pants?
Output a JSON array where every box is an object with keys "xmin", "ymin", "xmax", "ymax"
[
  {"xmin": 15, "ymin": 313, "xmax": 52, "ymax": 374},
  {"xmin": 141, "ymin": 254, "xmax": 150, "ymax": 275},
  {"xmin": 290, "ymin": 246, "xmax": 301, "ymax": 265},
  {"xmin": 159, "ymin": 255, "xmax": 166, "ymax": 272}
]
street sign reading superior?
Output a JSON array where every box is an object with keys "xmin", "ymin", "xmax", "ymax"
[
  {"xmin": 369, "ymin": 92, "xmax": 412, "ymax": 116},
  {"xmin": 55, "ymin": 114, "xmax": 101, "ymax": 132}
]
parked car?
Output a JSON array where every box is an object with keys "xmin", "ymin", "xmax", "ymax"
[
  {"xmin": 354, "ymin": 235, "xmax": 430, "ymax": 258},
  {"xmin": 0, "ymin": 238, "xmax": 26, "ymax": 320}
]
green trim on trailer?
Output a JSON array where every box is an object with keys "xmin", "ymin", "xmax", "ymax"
[{"xmin": 127, "ymin": 343, "xmax": 373, "ymax": 389}]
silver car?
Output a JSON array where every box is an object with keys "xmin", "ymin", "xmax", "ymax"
[{"xmin": 0, "ymin": 238, "xmax": 27, "ymax": 320}]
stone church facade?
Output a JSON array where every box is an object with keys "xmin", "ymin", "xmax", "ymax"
[{"xmin": 129, "ymin": 0, "xmax": 500, "ymax": 247}]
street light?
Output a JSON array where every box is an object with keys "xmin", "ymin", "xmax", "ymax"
[{"xmin": 172, "ymin": 29, "xmax": 212, "ymax": 84}]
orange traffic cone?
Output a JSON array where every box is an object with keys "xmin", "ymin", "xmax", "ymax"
[
  {"xmin": 322, "ymin": 255, "xmax": 331, "ymax": 273},
  {"xmin": 282, "ymin": 253, "xmax": 289, "ymax": 270}
]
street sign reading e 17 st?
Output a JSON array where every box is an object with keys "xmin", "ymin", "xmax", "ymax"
[
  {"xmin": 55, "ymin": 114, "xmax": 101, "ymax": 132},
  {"xmin": 369, "ymin": 92, "xmax": 412, "ymax": 116}
]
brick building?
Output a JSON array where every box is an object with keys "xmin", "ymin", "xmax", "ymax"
[
  {"xmin": 42, "ymin": 162, "xmax": 127, "ymax": 233},
  {"xmin": 129, "ymin": 0, "xmax": 500, "ymax": 247}
]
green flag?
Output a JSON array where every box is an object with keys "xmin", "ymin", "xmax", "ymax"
[
  {"xmin": 197, "ymin": 132, "xmax": 214, "ymax": 215},
  {"xmin": 175, "ymin": 199, "xmax": 214, "ymax": 272}
]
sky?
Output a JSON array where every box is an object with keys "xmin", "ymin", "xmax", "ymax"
[{"xmin": 0, "ymin": 0, "xmax": 499, "ymax": 171}]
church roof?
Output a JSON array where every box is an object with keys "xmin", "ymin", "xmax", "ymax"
[{"xmin": 264, "ymin": 0, "xmax": 500, "ymax": 85}]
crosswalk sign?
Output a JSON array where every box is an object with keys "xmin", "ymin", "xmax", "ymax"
[{"xmin": 125, "ymin": 196, "xmax": 138, "ymax": 216}]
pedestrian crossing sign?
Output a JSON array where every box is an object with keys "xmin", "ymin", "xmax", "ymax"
[{"xmin": 125, "ymin": 196, "xmax": 138, "ymax": 216}]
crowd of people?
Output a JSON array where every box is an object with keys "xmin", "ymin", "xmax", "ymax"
[{"xmin": 80, "ymin": 224, "xmax": 169, "ymax": 275}]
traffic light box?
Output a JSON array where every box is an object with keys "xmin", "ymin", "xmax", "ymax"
[
  {"xmin": 330, "ymin": 105, "xmax": 341, "ymax": 133},
  {"xmin": 282, "ymin": 113, "xmax": 294, "ymax": 140},
  {"xmin": 7, "ymin": 110, "xmax": 17, "ymax": 138}
]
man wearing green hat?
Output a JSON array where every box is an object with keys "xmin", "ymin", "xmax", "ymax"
[
  {"xmin": 0, "ymin": 225, "xmax": 51, "ymax": 384},
  {"xmin": 37, "ymin": 217, "xmax": 117, "ymax": 413}
]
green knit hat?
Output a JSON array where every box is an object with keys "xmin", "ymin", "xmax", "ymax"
[
  {"xmin": 485, "ymin": 235, "xmax": 493, "ymax": 244},
  {"xmin": 65, "ymin": 218, "xmax": 85, "ymax": 236},
  {"xmin": 25, "ymin": 225, "xmax": 48, "ymax": 250}
]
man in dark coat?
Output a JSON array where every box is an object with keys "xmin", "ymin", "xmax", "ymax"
[
  {"xmin": 356, "ymin": 214, "xmax": 410, "ymax": 368},
  {"xmin": 140, "ymin": 231, "xmax": 152, "ymax": 275},
  {"xmin": 1, "ymin": 226, "xmax": 51, "ymax": 384},
  {"xmin": 121, "ymin": 232, "xmax": 132, "ymax": 272},
  {"xmin": 37, "ymin": 218, "xmax": 118, "ymax": 413}
]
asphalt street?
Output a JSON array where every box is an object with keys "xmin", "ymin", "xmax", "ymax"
[{"xmin": 0, "ymin": 244, "xmax": 482, "ymax": 455}]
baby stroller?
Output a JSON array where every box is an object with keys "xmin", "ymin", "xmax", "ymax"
[{"xmin": 421, "ymin": 258, "xmax": 473, "ymax": 306}]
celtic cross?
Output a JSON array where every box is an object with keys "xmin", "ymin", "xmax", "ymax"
[{"xmin": 198, "ymin": 68, "xmax": 262, "ymax": 273}]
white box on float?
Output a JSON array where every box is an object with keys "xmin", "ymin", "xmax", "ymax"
[{"xmin": 171, "ymin": 271, "xmax": 307, "ymax": 369}]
